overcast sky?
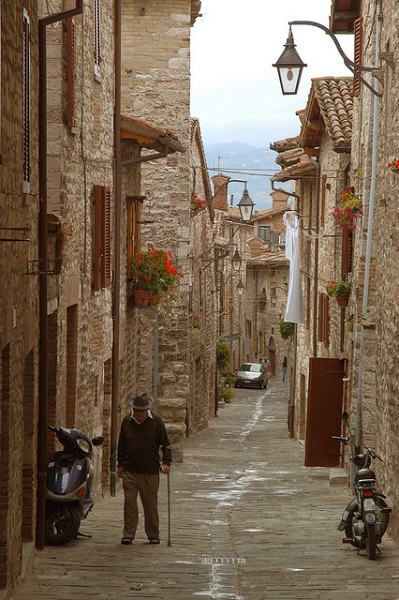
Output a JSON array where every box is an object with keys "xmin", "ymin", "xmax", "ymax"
[{"xmin": 190, "ymin": 0, "xmax": 354, "ymax": 148}]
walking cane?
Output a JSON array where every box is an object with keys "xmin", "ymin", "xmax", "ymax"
[
  {"xmin": 166, "ymin": 444, "xmax": 173, "ymax": 547},
  {"xmin": 167, "ymin": 471, "xmax": 172, "ymax": 546}
]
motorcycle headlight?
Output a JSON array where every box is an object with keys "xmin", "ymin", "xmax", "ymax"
[
  {"xmin": 77, "ymin": 438, "xmax": 91, "ymax": 453},
  {"xmin": 365, "ymin": 512, "xmax": 376, "ymax": 524}
]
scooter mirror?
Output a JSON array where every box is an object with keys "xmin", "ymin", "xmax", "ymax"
[{"xmin": 92, "ymin": 436, "xmax": 104, "ymax": 446}]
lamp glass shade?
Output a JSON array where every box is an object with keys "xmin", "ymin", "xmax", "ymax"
[
  {"xmin": 237, "ymin": 280, "xmax": 245, "ymax": 295},
  {"xmin": 231, "ymin": 249, "xmax": 242, "ymax": 272},
  {"xmin": 273, "ymin": 27, "xmax": 307, "ymax": 95},
  {"xmin": 276, "ymin": 65, "xmax": 303, "ymax": 95},
  {"xmin": 238, "ymin": 189, "xmax": 254, "ymax": 222}
]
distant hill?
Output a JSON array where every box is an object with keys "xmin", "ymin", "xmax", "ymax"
[{"xmin": 204, "ymin": 142, "xmax": 285, "ymax": 210}]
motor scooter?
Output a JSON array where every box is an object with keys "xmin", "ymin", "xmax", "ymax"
[
  {"xmin": 333, "ymin": 435, "xmax": 391, "ymax": 560},
  {"xmin": 45, "ymin": 425, "xmax": 104, "ymax": 546}
]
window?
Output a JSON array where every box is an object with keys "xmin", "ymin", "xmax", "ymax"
[
  {"xmin": 93, "ymin": 185, "xmax": 111, "ymax": 290},
  {"xmin": 259, "ymin": 226, "xmax": 271, "ymax": 242},
  {"xmin": 126, "ymin": 196, "xmax": 142, "ymax": 278},
  {"xmin": 22, "ymin": 8, "xmax": 30, "ymax": 193},
  {"xmin": 66, "ymin": 18, "xmax": 75, "ymax": 126},
  {"xmin": 93, "ymin": 0, "xmax": 101, "ymax": 77}
]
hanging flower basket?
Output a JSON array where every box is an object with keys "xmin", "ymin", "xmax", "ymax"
[
  {"xmin": 332, "ymin": 190, "xmax": 362, "ymax": 230},
  {"xmin": 325, "ymin": 281, "xmax": 351, "ymax": 308},
  {"xmin": 132, "ymin": 289, "xmax": 151, "ymax": 307},
  {"xmin": 129, "ymin": 246, "xmax": 183, "ymax": 309},
  {"xmin": 336, "ymin": 295, "xmax": 349, "ymax": 308},
  {"xmin": 387, "ymin": 159, "xmax": 399, "ymax": 174}
]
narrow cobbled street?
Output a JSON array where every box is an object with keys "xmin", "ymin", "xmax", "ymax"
[{"xmin": 9, "ymin": 382, "xmax": 399, "ymax": 600}]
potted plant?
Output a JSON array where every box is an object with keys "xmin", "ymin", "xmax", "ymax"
[
  {"xmin": 129, "ymin": 246, "xmax": 182, "ymax": 307},
  {"xmin": 216, "ymin": 340, "xmax": 232, "ymax": 374},
  {"xmin": 278, "ymin": 319, "xmax": 295, "ymax": 340},
  {"xmin": 332, "ymin": 190, "xmax": 362, "ymax": 230},
  {"xmin": 325, "ymin": 280, "xmax": 351, "ymax": 307},
  {"xmin": 191, "ymin": 191, "xmax": 206, "ymax": 215},
  {"xmin": 221, "ymin": 387, "xmax": 235, "ymax": 404}
]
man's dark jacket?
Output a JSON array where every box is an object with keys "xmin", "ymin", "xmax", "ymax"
[{"xmin": 117, "ymin": 413, "xmax": 172, "ymax": 474}]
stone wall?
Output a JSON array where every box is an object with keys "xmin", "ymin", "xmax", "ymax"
[{"xmin": 350, "ymin": 0, "xmax": 399, "ymax": 541}]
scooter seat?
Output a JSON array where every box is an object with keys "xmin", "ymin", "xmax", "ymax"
[{"xmin": 355, "ymin": 468, "xmax": 376, "ymax": 483}]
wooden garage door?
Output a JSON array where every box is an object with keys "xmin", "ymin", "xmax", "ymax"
[{"xmin": 304, "ymin": 358, "xmax": 345, "ymax": 467}]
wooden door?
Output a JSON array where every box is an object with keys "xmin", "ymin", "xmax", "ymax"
[{"xmin": 304, "ymin": 358, "xmax": 345, "ymax": 467}]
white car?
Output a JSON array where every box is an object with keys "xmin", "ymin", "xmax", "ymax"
[{"xmin": 234, "ymin": 363, "xmax": 268, "ymax": 389}]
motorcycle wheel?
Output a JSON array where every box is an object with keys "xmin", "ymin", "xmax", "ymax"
[
  {"xmin": 45, "ymin": 504, "xmax": 81, "ymax": 546},
  {"xmin": 366, "ymin": 524, "xmax": 377, "ymax": 560},
  {"xmin": 345, "ymin": 496, "xmax": 390, "ymax": 548}
]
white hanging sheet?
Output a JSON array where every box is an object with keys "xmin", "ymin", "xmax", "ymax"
[{"xmin": 283, "ymin": 211, "xmax": 305, "ymax": 324}]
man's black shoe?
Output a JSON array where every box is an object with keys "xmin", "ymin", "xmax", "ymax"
[
  {"xmin": 149, "ymin": 537, "xmax": 160, "ymax": 544},
  {"xmin": 121, "ymin": 537, "xmax": 133, "ymax": 545}
]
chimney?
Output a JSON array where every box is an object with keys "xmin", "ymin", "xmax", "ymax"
[
  {"xmin": 211, "ymin": 173, "xmax": 230, "ymax": 210},
  {"xmin": 271, "ymin": 189, "xmax": 290, "ymax": 210}
]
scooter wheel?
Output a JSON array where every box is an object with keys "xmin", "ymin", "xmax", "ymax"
[
  {"xmin": 45, "ymin": 504, "xmax": 81, "ymax": 546},
  {"xmin": 366, "ymin": 524, "xmax": 377, "ymax": 560},
  {"xmin": 345, "ymin": 496, "xmax": 390, "ymax": 548}
]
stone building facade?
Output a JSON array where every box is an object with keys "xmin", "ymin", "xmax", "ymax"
[
  {"xmin": 1, "ymin": 0, "xmax": 40, "ymax": 591},
  {"xmin": 117, "ymin": 0, "xmax": 203, "ymax": 461},
  {"xmin": 271, "ymin": 77, "xmax": 353, "ymax": 444},
  {"xmin": 1, "ymin": 0, "xmax": 208, "ymax": 596},
  {"xmin": 271, "ymin": 0, "xmax": 399, "ymax": 543}
]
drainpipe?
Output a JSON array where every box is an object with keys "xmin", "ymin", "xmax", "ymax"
[
  {"xmin": 355, "ymin": 0, "xmax": 380, "ymax": 452},
  {"xmin": 310, "ymin": 157, "xmax": 320, "ymax": 358},
  {"xmin": 110, "ymin": 0, "xmax": 122, "ymax": 497},
  {"xmin": 37, "ymin": 0, "xmax": 83, "ymax": 551}
]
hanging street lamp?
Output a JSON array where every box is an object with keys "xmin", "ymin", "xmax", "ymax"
[
  {"xmin": 272, "ymin": 25, "xmax": 307, "ymax": 95},
  {"xmin": 237, "ymin": 186, "xmax": 255, "ymax": 222}
]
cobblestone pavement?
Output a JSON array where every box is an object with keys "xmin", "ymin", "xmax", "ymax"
[{"xmin": 8, "ymin": 382, "xmax": 399, "ymax": 599}]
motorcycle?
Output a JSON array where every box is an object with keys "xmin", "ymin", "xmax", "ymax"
[
  {"xmin": 45, "ymin": 425, "xmax": 104, "ymax": 546},
  {"xmin": 333, "ymin": 435, "xmax": 391, "ymax": 560}
]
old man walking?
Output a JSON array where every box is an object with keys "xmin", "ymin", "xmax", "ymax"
[{"xmin": 117, "ymin": 392, "xmax": 172, "ymax": 545}]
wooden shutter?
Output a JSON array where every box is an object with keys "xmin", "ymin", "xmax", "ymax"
[
  {"xmin": 318, "ymin": 292, "xmax": 323, "ymax": 342},
  {"xmin": 320, "ymin": 174, "xmax": 327, "ymax": 228},
  {"xmin": 66, "ymin": 18, "xmax": 75, "ymax": 126},
  {"xmin": 353, "ymin": 17, "xmax": 363, "ymax": 97},
  {"xmin": 342, "ymin": 227, "xmax": 353, "ymax": 274},
  {"xmin": 318, "ymin": 293, "xmax": 329, "ymax": 345},
  {"xmin": 93, "ymin": 0, "xmax": 101, "ymax": 76},
  {"xmin": 253, "ymin": 331, "xmax": 258, "ymax": 354},
  {"xmin": 94, "ymin": 185, "xmax": 102, "ymax": 291},
  {"xmin": 126, "ymin": 197, "xmax": 141, "ymax": 278},
  {"xmin": 102, "ymin": 187, "xmax": 111, "ymax": 287},
  {"xmin": 323, "ymin": 295, "xmax": 329, "ymax": 346},
  {"xmin": 22, "ymin": 9, "xmax": 30, "ymax": 192}
]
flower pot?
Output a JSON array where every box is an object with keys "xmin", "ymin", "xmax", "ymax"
[
  {"xmin": 336, "ymin": 295, "xmax": 349, "ymax": 308},
  {"xmin": 132, "ymin": 290, "xmax": 151, "ymax": 307}
]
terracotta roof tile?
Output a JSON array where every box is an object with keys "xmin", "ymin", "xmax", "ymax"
[
  {"xmin": 300, "ymin": 77, "xmax": 353, "ymax": 152},
  {"xmin": 270, "ymin": 136, "xmax": 299, "ymax": 153}
]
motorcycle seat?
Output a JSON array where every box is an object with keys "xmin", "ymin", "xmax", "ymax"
[{"xmin": 355, "ymin": 468, "xmax": 376, "ymax": 483}]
